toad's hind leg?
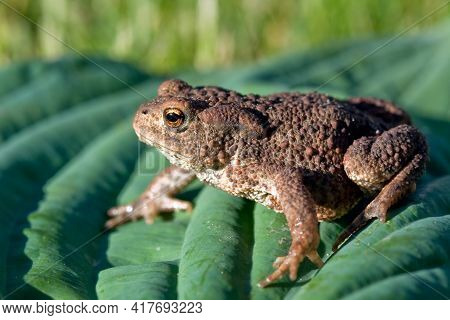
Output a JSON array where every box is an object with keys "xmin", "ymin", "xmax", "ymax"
[{"xmin": 335, "ymin": 124, "xmax": 427, "ymax": 250}]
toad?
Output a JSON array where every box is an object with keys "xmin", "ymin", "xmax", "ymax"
[{"xmin": 107, "ymin": 79, "xmax": 427, "ymax": 287}]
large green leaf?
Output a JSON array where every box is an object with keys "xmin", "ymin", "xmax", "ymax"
[
  {"xmin": 97, "ymin": 263, "xmax": 178, "ymax": 300},
  {"xmin": 24, "ymin": 121, "xmax": 138, "ymax": 299},
  {"xmin": 0, "ymin": 81, "xmax": 157, "ymax": 298},
  {"xmin": 250, "ymin": 205, "xmax": 291, "ymax": 300},
  {"xmin": 107, "ymin": 216, "xmax": 190, "ymax": 267},
  {"xmin": 0, "ymin": 57, "xmax": 150, "ymax": 143},
  {"xmin": 0, "ymin": 59, "xmax": 48, "ymax": 99},
  {"xmin": 0, "ymin": 56, "xmax": 138, "ymax": 99},
  {"xmin": 178, "ymin": 187, "xmax": 254, "ymax": 300}
]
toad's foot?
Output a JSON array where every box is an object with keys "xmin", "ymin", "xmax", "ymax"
[
  {"xmin": 259, "ymin": 244, "xmax": 323, "ymax": 288},
  {"xmin": 257, "ymin": 166, "xmax": 324, "ymax": 288},
  {"xmin": 272, "ymin": 250, "xmax": 323, "ymax": 271},
  {"xmin": 106, "ymin": 196, "xmax": 192, "ymax": 228},
  {"xmin": 105, "ymin": 165, "xmax": 196, "ymax": 229}
]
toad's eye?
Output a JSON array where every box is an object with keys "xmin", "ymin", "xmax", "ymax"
[{"xmin": 163, "ymin": 108, "xmax": 185, "ymax": 128}]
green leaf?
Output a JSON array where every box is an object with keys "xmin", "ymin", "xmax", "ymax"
[
  {"xmin": 250, "ymin": 205, "xmax": 290, "ymax": 300},
  {"xmin": 0, "ymin": 59, "xmax": 48, "ymax": 99},
  {"xmin": 23, "ymin": 121, "xmax": 138, "ymax": 299},
  {"xmin": 0, "ymin": 58, "xmax": 149, "ymax": 142},
  {"xmin": 96, "ymin": 263, "xmax": 178, "ymax": 300},
  {"xmin": 178, "ymin": 187, "xmax": 253, "ymax": 300},
  {"xmin": 414, "ymin": 117, "xmax": 450, "ymax": 177},
  {"xmin": 0, "ymin": 83, "xmax": 153, "ymax": 298},
  {"xmin": 343, "ymin": 264, "xmax": 450, "ymax": 300},
  {"xmin": 107, "ymin": 217, "xmax": 190, "ymax": 267}
]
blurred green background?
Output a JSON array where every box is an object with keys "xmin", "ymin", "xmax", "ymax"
[{"xmin": 0, "ymin": 0, "xmax": 449, "ymax": 73}]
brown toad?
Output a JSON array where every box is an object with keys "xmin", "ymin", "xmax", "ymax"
[{"xmin": 107, "ymin": 79, "xmax": 427, "ymax": 287}]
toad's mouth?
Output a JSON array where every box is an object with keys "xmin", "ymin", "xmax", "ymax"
[
  {"xmin": 136, "ymin": 132, "xmax": 197, "ymax": 169},
  {"xmin": 138, "ymin": 134, "xmax": 177, "ymax": 155},
  {"xmin": 135, "ymin": 127, "xmax": 166, "ymax": 147}
]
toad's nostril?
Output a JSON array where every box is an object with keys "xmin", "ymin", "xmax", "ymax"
[{"xmin": 141, "ymin": 108, "xmax": 149, "ymax": 115}]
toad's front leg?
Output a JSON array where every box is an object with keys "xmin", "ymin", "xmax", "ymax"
[
  {"xmin": 258, "ymin": 167, "xmax": 324, "ymax": 287},
  {"xmin": 106, "ymin": 165, "xmax": 195, "ymax": 228}
]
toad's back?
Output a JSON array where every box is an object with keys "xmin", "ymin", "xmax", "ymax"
[
  {"xmin": 211, "ymin": 91, "xmax": 412, "ymax": 220},
  {"xmin": 222, "ymin": 91, "xmax": 410, "ymax": 173}
]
